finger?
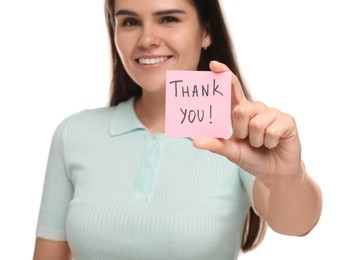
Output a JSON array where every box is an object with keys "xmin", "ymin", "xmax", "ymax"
[
  {"xmin": 231, "ymin": 72, "xmax": 248, "ymax": 108},
  {"xmin": 209, "ymin": 60, "xmax": 230, "ymax": 73},
  {"xmin": 232, "ymin": 101, "xmax": 267, "ymax": 139},
  {"xmin": 193, "ymin": 137, "xmax": 253, "ymax": 172},
  {"xmin": 264, "ymin": 113, "xmax": 298, "ymax": 149},
  {"xmin": 209, "ymin": 61, "xmax": 248, "ymax": 106},
  {"xmin": 192, "ymin": 137, "xmax": 240, "ymax": 163},
  {"xmin": 247, "ymin": 108, "xmax": 281, "ymax": 148},
  {"xmin": 192, "ymin": 137, "xmax": 223, "ymax": 152}
]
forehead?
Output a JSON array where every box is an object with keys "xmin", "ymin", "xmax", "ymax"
[{"xmin": 114, "ymin": 0, "xmax": 196, "ymax": 14}]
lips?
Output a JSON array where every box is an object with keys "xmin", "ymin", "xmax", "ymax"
[{"xmin": 137, "ymin": 56, "xmax": 171, "ymax": 65}]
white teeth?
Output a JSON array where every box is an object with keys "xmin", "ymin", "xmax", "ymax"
[{"xmin": 138, "ymin": 57, "xmax": 168, "ymax": 65}]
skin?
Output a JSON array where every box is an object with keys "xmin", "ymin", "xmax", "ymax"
[
  {"xmin": 33, "ymin": 0, "xmax": 322, "ymax": 258},
  {"xmin": 114, "ymin": 0, "xmax": 211, "ymax": 133},
  {"xmin": 34, "ymin": 1, "xmax": 212, "ymax": 258},
  {"xmin": 193, "ymin": 61, "xmax": 322, "ymax": 236},
  {"xmin": 33, "ymin": 239, "xmax": 72, "ymax": 260}
]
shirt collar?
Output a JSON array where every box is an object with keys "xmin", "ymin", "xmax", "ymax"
[
  {"xmin": 109, "ymin": 97, "xmax": 146, "ymax": 137},
  {"xmin": 108, "ymin": 97, "xmax": 193, "ymax": 140}
]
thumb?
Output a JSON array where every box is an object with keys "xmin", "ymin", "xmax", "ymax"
[
  {"xmin": 209, "ymin": 61, "xmax": 248, "ymax": 107},
  {"xmin": 192, "ymin": 137, "xmax": 241, "ymax": 165},
  {"xmin": 209, "ymin": 60, "xmax": 231, "ymax": 73}
]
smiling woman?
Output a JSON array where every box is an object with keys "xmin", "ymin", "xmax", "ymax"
[
  {"xmin": 33, "ymin": 0, "xmax": 322, "ymax": 260},
  {"xmin": 113, "ymin": 0, "xmax": 211, "ymax": 102}
]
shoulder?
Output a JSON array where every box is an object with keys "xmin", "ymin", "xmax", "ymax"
[
  {"xmin": 66, "ymin": 107, "xmax": 115, "ymax": 125},
  {"xmin": 53, "ymin": 107, "xmax": 116, "ymax": 139},
  {"xmin": 52, "ymin": 98, "xmax": 137, "ymax": 141},
  {"xmin": 58, "ymin": 98, "xmax": 135, "ymax": 130}
]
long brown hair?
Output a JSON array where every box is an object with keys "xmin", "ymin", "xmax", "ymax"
[{"xmin": 104, "ymin": 0, "xmax": 266, "ymax": 252}]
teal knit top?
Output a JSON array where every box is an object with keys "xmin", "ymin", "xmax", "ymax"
[{"xmin": 36, "ymin": 98, "xmax": 255, "ymax": 260}]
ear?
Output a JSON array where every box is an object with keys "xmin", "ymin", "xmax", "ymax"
[{"xmin": 202, "ymin": 24, "xmax": 212, "ymax": 49}]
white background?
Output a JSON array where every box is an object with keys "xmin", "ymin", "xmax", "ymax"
[{"xmin": 0, "ymin": 0, "xmax": 344, "ymax": 259}]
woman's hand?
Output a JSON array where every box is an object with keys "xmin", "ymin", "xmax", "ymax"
[
  {"xmin": 193, "ymin": 61, "xmax": 304, "ymax": 184},
  {"xmin": 194, "ymin": 61, "xmax": 322, "ymax": 236}
]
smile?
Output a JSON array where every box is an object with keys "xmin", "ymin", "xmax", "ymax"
[{"xmin": 138, "ymin": 56, "xmax": 170, "ymax": 65}]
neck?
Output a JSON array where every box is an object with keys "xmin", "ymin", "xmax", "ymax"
[{"xmin": 135, "ymin": 91, "xmax": 166, "ymax": 134}]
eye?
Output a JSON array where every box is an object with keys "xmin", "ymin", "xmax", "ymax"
[
  {"xmin": 160, "ymin": 16, "xmax": 179, "ymax": 24},
  {"xmin": 121, "ymin": 18, "xmax": 140, "ymax": 27}
]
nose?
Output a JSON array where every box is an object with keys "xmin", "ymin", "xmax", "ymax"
[{"xmin": 137, "ymin": 24, "xmax": 161, "ymax": 49}]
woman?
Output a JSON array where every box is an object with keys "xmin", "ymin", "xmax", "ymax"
[{"xmin": 33, "ymin": 0, "xmax": 322, "ymax": 259}]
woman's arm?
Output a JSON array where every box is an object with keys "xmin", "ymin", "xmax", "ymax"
[
  {"xmin": 193, "ymin": 61, "xmax": 322, "ymax": 236},
  {"xmin": 253, "ymin": 165, "xmax": 322, "ymax": 236},
  {"xmin": 33, "ymin": 238, "xmax": 72, "ymax": 260}
]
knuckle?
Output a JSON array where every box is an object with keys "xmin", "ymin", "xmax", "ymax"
[
  {"xmin": 249, "ymin": 119, "xmax": 265, "ymax": 131},
  {"xmin": 253, "ymin": 101, "xmax": 267, "ymax": 109},
  {"xmin": 265, "ymin": 128, "xmax": 279, "ymax": 139},
  {"xmin": 284, "ymin": 113, "xmax": 296, "ymax": 124},
  {"xmin": 232, "ymin": 105, "xmax": 247, "ymax": 118}
]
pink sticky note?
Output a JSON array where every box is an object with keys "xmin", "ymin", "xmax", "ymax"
[{"xmin": 165, "ymin": 70, "xmax": 231, "ymax": 138}]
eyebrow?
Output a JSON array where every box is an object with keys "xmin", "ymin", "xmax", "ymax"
[{"xmin": 115, "ymin": 9, "xmax": 186, "ymax": 17}]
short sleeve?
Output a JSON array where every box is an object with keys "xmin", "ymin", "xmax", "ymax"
[
  {"xmin": 35, "ymin": 117, "xmax": 74, "ymax": 241},
  {"xmin": 239, "ymin": 168, "xmax": 259, "ymax": 214}
]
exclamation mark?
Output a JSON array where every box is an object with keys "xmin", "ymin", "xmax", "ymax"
[{"xmin": 210, "ymin": 105, "xmax": 213, "ymax": 124}]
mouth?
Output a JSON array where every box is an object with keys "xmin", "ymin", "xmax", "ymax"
[{"xmin": 137, "ymin": 56, "xmax": 172, "ymax": 65}]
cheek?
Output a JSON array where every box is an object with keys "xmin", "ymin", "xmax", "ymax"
[
  {"xmin": 178, "ymin": 29, "xmax": 204, "ymax": 53},
  {"xmin": 115, "ymin": 43, "xmax": 132, "ymax": 72},
  {"xmin": 171, "ymin": 35, "xmax": 202, "ymax": 56},
  {"xmin": 115, "ymin": 33, "xmax": 131, "ymax": 59},
  {"xmin": 183, "ymin": 37, "xmax": 203, "ymax": 65}
]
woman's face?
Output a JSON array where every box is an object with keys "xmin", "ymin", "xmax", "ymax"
[{"xmin": 114, "ymin": 0, "xmax": 211, "ymax": 94}]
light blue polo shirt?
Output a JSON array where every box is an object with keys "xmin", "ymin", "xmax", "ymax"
[{"xmin": 36, "ymin": 97, "xmax": 255, "ymax": 260}]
